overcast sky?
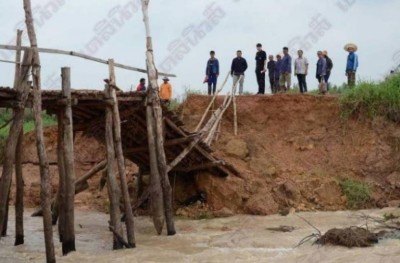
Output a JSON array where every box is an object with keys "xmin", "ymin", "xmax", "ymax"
[{"xmin": 1, "ymin": 0, "xmax": 400, "ymax": 99}]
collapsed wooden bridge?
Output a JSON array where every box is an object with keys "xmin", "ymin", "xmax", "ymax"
[
  {"xmin": 0, "ymin": 0, "xmax": 240, "ymax": 262},
  {"xmin": 0, "ymin": 87, "xmax": 237, "ymax": 177}
]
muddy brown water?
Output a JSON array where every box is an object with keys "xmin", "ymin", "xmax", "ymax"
[{"xmin": 1, "ymin": 207, "xmax": 400, "ymax": 263}]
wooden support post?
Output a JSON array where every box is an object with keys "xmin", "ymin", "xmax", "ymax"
[
  {"xmin": 23, "ymin": 0, "xmax": 56, "ymax": 262},
  {"xmin": 108, "ymin": 59, "xmax": 136, "ymax": 247},
  {"xmin": 61, "ymin": 67, "xmax": 76, "ymax": 255},
  {"xmin": 55, "ymin": 111, "xmax": 66, "ymax": 243},
  {"xmin": 14, "ymin": 29, "xmax": 24, "ymax": 246},
  {"xmin": 141, "ymin": 0, "xmax": 176, "ymax": 236},
  {"xmin": 104, "ymin": 84, "xmax": 124, "ymax": 250},
  {"xmin": 145, "ymin": 101, "xmax": 165, "ymax": 234},
  {"xmin": 15, "ymin": 126, "xmax": 24, "ymax": 245},
  {"xmin": 0, "ymin": 49, "xmax": 33, "ymax": 240}
]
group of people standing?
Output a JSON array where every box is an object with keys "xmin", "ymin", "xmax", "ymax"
[{"xmin": 205, "ymin": 43, "xmax": 359, "ymax": 95}]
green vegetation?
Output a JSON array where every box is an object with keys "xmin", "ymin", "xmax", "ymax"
[
  {"xmin": 197, "ymin": 211, "xmax": 213, "ymax": 220},
  {"xmin": 166, "ymin": 98, "xmax": 182, "ymax": 112},
  {"xmin": 383, "ymin": 213, "xmax": 399, "ymax": 221},
  {"xmin": 339, "ymin": 73, "xmax": 400, "ymax": 122},
  {"xmin": 339, "ymin": 179, "xmax": 372, "ymax": 209}
]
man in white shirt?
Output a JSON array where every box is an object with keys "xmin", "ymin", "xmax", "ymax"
[{"xmin": 294, "ymin": 50, "xmax": 309, "ymax": 93}]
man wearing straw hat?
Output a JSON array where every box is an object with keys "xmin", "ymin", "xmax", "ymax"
[
  {"xmin": 160, "ymin": 76, "xmax": 172, "ymax": 104},
  {"xmin": 344, "ymin": 43, "xmax": 359, "ymax": 87}
]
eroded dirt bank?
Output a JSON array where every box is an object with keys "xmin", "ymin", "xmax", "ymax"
[
  {"xmin": 3, "ymin": 94, "xmax": 400, "ymax": 216},
  {"xmin": 179, "ymin": 94, "xmax": 400, "ymax": 215}
]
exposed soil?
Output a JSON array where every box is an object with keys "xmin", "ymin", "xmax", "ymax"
[
  {"xmin": 3, "ymin": 93, "xmax": 400, "ymax": 216},
  {"xmin": 3, "ymin": 127, "xmax": 138, "ymax": 212},
  {"xmin": 178, "ymin": 94, "xmax": 400, "ymax": 216}
]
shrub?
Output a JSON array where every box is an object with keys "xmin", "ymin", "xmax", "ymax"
[
  {"xmin": 340, "ymin": 179, "xmax": 372, "ymax": 209},
  {"xmin": 339, "ymin": 73, "xmax": 400, "ymax": 122}
]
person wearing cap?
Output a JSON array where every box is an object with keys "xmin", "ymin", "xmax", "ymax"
[
  {"xmin": 274, "ymin": 54, "xmax": 282, "ymax": 93},
  {"xmin": 267, "ymin": 55, "xmax": 276, "ymax": 94},
  {"xmin": 136, "ymin": 78, "xmax": 146, "ymax": 92},
  {"xmin": 323, "ymin": 51, "xmax": 333, "ymax": 90},
  {"xmin": 231, "ymin": 50, "xmax": 248, "ymax": 95},
  {"xmin": 205, "ymin": 50, "xmax": 220, "ymax": 95},
  {"xmin": 255, "ymin": 43, "xmax": 267, "ymax": 94},
  {"xmin": 279, "ymin": 47, "xmax": 292, "ymax": 92},
  {"xmin": 345, "ymin": 43, "xmax": 359, "ymax": 87},
  {"xmin": 160, "ymin": 76, "xmax": 172, "ymax": 103},
  {"xmin": 294, "ymin": 50, "xmax": 309, "ymax": 94}
]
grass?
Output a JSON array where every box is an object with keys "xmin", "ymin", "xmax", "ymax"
[
  {"xmin": 339, "ymin": 73, "xmax": 400, "ymax": 122},
  {"xmin": 339, "ymin": 179, "xmax": 372, "ymax": 209}
]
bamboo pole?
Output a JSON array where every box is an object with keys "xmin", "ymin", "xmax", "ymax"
[
  {"xmin": 195, "ymin": 71, "xmax": 230, "ymax": 132},
  {"xmin": 0, "ymin": 49, "xmax": 33, "ymax": 241},
  {"xmin": 61, "ymin": 67, "xmax": 76, "ymax": 255},
  {"xmin": 104, "ymin": 84, "xmax": 124, "ymax": 250},
  {"xmin": 108, "ymin": 59, "xmax": 135, "ymax": 247},
  {"xmin": 141, "ymin": 0, "xmax": 176, "ymax": 236},
  {"xmin": 0, "ymin": 44, "xmax": 176, "ymax": 77},
  {"xmin": 23, "ymin": 1, "xmax": 55, "ymax": 262},
  {"xmin": 233, "ymin": 94, "xmax": 238, "ymax": 136}
]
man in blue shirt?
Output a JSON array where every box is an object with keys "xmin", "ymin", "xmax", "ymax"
[
  {"xmin": 279, "ymin": 47, "xmax": 292, "ymax": 92},
  {"xmin": 345, "ymin": 43, "xmax": 359, "ymax": 87},
  {"xmin": 206, "ymin": 50, "xmax": 220, "ymax": 95}
]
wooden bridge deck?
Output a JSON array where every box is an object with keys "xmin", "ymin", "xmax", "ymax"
[{"xmin": 0, "ymin": 87, "xmax": 237, "ymax": 177}]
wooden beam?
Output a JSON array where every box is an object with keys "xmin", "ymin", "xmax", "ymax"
[
  {"xmin": 173, "ymin": 161, "xmax": 225, "ymax": 173},
  {"xmin": 0, "ymin": 44, "xmax": 176, "ymax": 78},
  {"xmin": 124, "ymin": 135, "xmax": 199, "ymax": 154}
]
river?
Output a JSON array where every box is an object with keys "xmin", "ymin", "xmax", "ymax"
[{"xmin": 1, "ymin": 207, "xmax": 400, "ymax": 263}]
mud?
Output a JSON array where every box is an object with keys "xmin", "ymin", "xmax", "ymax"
[{"xmin": 1, "ymin": 207, "xmax": 400, "ymax": 263}]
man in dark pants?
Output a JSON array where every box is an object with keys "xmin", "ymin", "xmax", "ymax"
[
  {"xmin": 294, "ymin": 50, "xmax": 309, "ymax": 93},
  {"xmin": 205, "ymin": 50, "xmax": 220, "ymax": 95},
  {"xmin": 255, "ymin": 43, "xmax": 267, "ymax": 94},
  {"xmin": 267, "ymin": 55, "xmax": 276, "ymax": 93},
  {"xmin": 323, "ymin": 51, "xmax": 333, "ymax": 90},
  {"xmin": 275, "ymin": 55, "xmax": 282, "ymax": 93},
  {"xmin": 231, "ymin": 50, "xmax": 248, "ymax": 95}
]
